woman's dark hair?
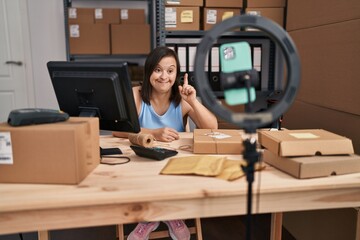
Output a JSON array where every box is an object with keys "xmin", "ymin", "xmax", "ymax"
[{"xmin": 141, "ymin": 46, "xmax": 182, "ymax": 106}]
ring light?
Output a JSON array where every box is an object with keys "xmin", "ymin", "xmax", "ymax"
[{"xmin": 194, "ymin": 14, "xmax": 301, "ymax": 131}]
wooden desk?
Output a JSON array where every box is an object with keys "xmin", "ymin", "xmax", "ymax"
[{"xmin": 1, "ymin": 132, "xmax": 360, "ymax": 239}]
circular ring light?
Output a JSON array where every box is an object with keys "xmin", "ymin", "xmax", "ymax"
[{"xmin": 194, "ymin": 15, "xmax": 301, "ymax": 130}]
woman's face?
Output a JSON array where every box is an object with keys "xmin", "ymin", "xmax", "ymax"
[{"xmin": 150, "ymin": 56, "xmax": 177, "ymax": 93}]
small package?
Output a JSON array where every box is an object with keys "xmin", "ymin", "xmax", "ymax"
[{"xmin": 193, "ymin": 129, "xmax": 244, "ymax": 154}]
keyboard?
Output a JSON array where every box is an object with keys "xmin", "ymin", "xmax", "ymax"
[{"xmin": 130, "ymin": 145, "xmax": 178, "ymax": 160}]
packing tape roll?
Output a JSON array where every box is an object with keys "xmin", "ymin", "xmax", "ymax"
[{"xmin": 128, "ymin": 133, "xmax": 154, "ymax": 148}]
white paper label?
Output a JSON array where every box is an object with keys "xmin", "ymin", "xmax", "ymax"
[
  {"xmin": 95, "ymin": 8, "xmax": 103, "ymax": 19},
  {"xmin": 205, "ymin": 132, "xmax": 232, "ymax": 139},
  {"xmin": 68, "ymin": 8, "xmax": 77, "ymax": 19},
  {"xmin": 206, "ymin": 10, "xmax": 217, "ymax": 24},
  {"xmin": 70, "ymin": 24, "xmax": 80, "ymax": 38},
  {"xmin": 289, "ymin": 133, "xmax": 320, "ymax": 139},
  {"xmin": 0, "ymin": 132, "xmax": 13, "ymax": 165},
  {"xmin": 121, "ymin": 9, "xmax": 129, "ymax": 20},
  {"xmin": 165, "ymin": 7, "xmax": 177, "ymax": 28}
]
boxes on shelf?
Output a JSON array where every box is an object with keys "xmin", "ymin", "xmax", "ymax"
[
  {"xmin": 120, "ymin": 9, "xmax": 146, "ymax": 24},
  {"xmin": 0, "ymin": 117, "xmax": 100, "ymax": 184},
  {"xmin": 258, "ymin": 129, "xmax": 354, "ymax": 157},
  {"xmin": 203, "ymin": 7, "xmax": 241, "ymax": 30},
  {"xmin": 205, "ymin": 0, "xmax": 243, "ymax": 8},
  {"xmin": 69, "ymin": 23, "xmax": 110, "ymax": 54},
  {"xmin": 111, "ymin": 24, "xmax": 150, "ymax": 54},
  {"xmin": 263, "ymin": 149, "xmax": 360, "ymax": 179},
  {"xmin": 165, "ymin": 6, "xmax": 200, "ymax": 31},
  {"xmin": 165, "ymin": 0, "xmax": 203, "ymax": 7},
  {"xmin": 68, "ymin": 8, "xmax": 95, "ymax": 24},
  {"xmin": 245, "ymin": 8, "xmax": 285, "ymax": 29},
  {"xmin": 94, "ymin": 8, "xmax": 120, "ymax": 24},
  {"xmin": 193, "ymin": 129, "xmax": 245, "ymax": 154}
]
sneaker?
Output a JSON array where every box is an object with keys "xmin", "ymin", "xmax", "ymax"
[
  {"xmin": 164, "ymin": 220, "xmax": 190, "ymax": 240},
  {"xmin": 127, "ymin": 221, "xmax": 160, "ymax": 240}
]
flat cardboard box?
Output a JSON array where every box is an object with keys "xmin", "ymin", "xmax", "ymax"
[
  {"xmin": 120, "ymin": 9, "xmax": 146, "ymax": 24},
  {"xmin": 0, "ymin": 117, "xmax": 100, "ymax": 184},
  {"xmin": 289, "ymin": 20, "xmax": 360, "ymax": 116},
  {"xmin": 193, "ymin": 129, "xmax": 244, "ymax": 154},
  {"xmin": 205, "ymin": 0, "xmax": 243, "ymax": 8},
  {"xmin": 94, "ymin": 8, "xmax": 120, "ymax": 24},
  {"xmin": 263, "ymin": 149, "xmax": 360, "ymax": 179},
  {"xmin": 258, "ymin": 129, "xmax": 354, "ymax": 157},
  {"xmin": 246, "ymin": 8, "xmax": 284, "ymax": 28},
  {"xmin": 287, "ymin": 0, "xmax": 360, "ymax": 31},
  {"xmin": 247, "ymin": 0, "xmax": 286, "ymax": 7},
  {"xmin": 165, "ymin": 7, "xmax": 200, "ymax": 31},
  {"xmin": 68, "ymin": 8, "xmax": 95, "ymax": 24},
  {"xmin": 203, "ymin": 8, "xmax": 241, "ymax": 31},
  {"xmin": 111, "ymin": 24, "xmax": 150, "ymax": 54},
  {"xmin": 165, "ymin": 0, "xmax": 203, "ymax": 7},
  {"xmin": 283, "ymin": 100, "xmax": 360, "ymax": 154},
  {"xmin": 69, "ymin": 23, "xmax": 110, "ymax": 55}
]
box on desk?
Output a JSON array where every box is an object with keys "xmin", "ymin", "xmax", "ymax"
[
  {"xmin": 0, "ymin": 117, "xmax": 100, "ymax": 184},
  {"xmin": 263, "ymin": 149, "xmax": 360, "ymax": 179},
  {"xmin": 258, "ymin": 129, "xmax": 354, "ymax": 157},
  {"xmin": 193, "ymin": 129, "xmax": 244, "ymax": 154}
]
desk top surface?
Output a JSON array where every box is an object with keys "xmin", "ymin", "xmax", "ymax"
[{"xmin": 1, "ymin": 132, "xmax": 360, "ymax": 213}]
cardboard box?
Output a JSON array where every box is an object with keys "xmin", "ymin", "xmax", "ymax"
[
  {"xmin": 68, "ymin": 8, "xmax": 95, "ymax": 24},
  {"xmin": 165, "ymin": 7, "xmax": 200, "ymax": 31},
  {"xmin": 282, "ymin": 101, "xmax": 360, "ymax": 154},
  {"xmin": 205, "ymin": 0, "xmax": 243, "ymax": 8},
  {"xmin": 247, "ymin": 0, "xmax": 286, "ymax": 7},
  {"xmin": 0, "ymin": 117, "xmax": 100, "ymax": 184},
  {"xmin": 263, "ymin": 149, "xmax": 360, "ymax": 179},
  {"xmin": 258, "ymin": 129, "xmax": 354, "ymax": 157},
  {"xmin": 246, "ymin": 8, "xmax": 284, "ymax": 28},
  {"xmin": 165, "ymin": 0, "xmax": 204, "ymax": 7},
  {"xmin": 287, "ymin": 0, "xmax": 360, "ymax": 31},
  {"xmin": 120, "ymin": 9, "xmax": 146, "ymax": 24},
  {"xmin": 69, "ymin": 23, "xmax": 110, "ymax": 55},
  {"xmin": 94, "ymin": 8, "xmax": 120, "ymax": 24},
  {"xmin": 289, "ymin": 20, "xmax": 360, "ymax": 116},
  {"xmin": 203, "ymin": 8, "xmax": 241, "ymax": 30},
  {"xmin": 193, "ymin": 129, "xmax": 244, "ymax": 154},
  {"xmin": 111, "ymin": 24, "xmax": 150, "ymax": 54}
]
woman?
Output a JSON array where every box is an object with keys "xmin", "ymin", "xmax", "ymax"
[{"xmin": 115, "ymin": 46, "xmax": 217, "ymax": 240}]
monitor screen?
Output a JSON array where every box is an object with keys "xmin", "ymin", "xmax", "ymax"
[{"xmin": 47, "ymin": 61, "xmax": 140, "ymax": 134}]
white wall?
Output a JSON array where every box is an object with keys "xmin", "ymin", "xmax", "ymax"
[{"xmin": 26, "ymin": 0, "xmax": 66, "ymax": 109}]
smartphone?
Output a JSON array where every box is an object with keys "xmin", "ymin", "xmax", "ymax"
[{"xmin": 220, "ymin": 42, "xmax": 256, "ymax": 105}]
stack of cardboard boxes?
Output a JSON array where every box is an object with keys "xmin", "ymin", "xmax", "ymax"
[
  {"xmin": 164, "ymin": 0, "xmax": 286, "ymax": 31},
  {"xmin": 68, "ymin": 7, "xmax": 150, "ymax": 55}
]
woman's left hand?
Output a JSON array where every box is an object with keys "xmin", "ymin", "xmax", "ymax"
[{"xmin": 179, "ymin": 73, "xmax": 196, "ymax": 102}]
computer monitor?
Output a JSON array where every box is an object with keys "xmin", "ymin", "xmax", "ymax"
[{"xmin": 47, "ymin": 61, "xmax": 140, "ymax": 134}]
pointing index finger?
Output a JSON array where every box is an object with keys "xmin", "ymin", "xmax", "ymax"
[{"xmin": 183, "ymin": 73, "xmax": 188, "ymax": 87}]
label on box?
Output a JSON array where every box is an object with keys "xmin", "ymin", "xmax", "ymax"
[
  {"xmin": 69, "ymin": 24, "xmax": 80, "ymax": 38},
  {"xmin": 206, "ymin": 10, "xmax": 217, "ymax": 24},
  {"xmin": 0, "ymin": 132, "xmax": 13, "ymax": 165},
  {"xmin": 289, "ymin": 133, "xmax": 319, "ymax": 139},
  {"xmin": 166, "ymin": 0, "xmax": 180, "ymax": 4},
  {"xmin": 204, "ymin": 131, "xmax": 232, "ymax": 139},
  {"xmin": 121, "ymin": 9, "xmax": 129, "ymax": 20},
  {"xmin": 68, "ymin": 8, "xmax": 77, "ymax": 19},
  {"xmin": 222, "ymin": 11, "xmax": 234, "ymax": 21},
  {"xmin": 181, "ymin": 10, "xmax": 193, "ymax": 23},
  {"xmin": 165, "ymin": 7, "xmax": 177, "ymax": 28},
  {"xmin": 95, "ymin": 8, "xmax": 103, "ymax": 19}
]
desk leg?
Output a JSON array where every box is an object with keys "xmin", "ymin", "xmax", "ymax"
[
  {"xmin": 117, "ymin": 224, "xmax": 125, "ymax": 240},
  {"xmin": 270, "ymin": 212, "xmax": 283, "ymax": 240},
  {"xmin": 38, "ymin": 230, "xmax": 50, "ymax": 240},
  {"xmin": 356, "ymin": 208, "xmax": 360, "ymax": 240}
]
